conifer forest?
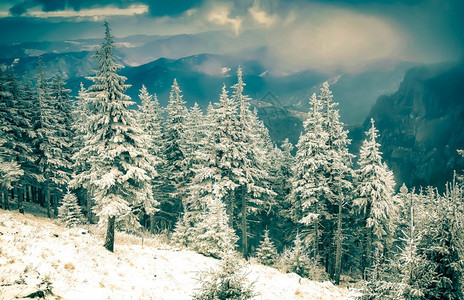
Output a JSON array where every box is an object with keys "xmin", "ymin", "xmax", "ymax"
[{"xmin": 1, "ymin": 13, "xmax": 464, "ymax": 300}]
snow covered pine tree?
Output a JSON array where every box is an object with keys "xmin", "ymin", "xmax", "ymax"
[{"xmin": 70, "ymin": 21, "xmax": 158, "ymax": 252}]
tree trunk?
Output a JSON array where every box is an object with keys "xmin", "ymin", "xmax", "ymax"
[
  {"xmin": 18, "ymin": 186, "xmax": 24, "ymax": 214},
  {"xmin": 1, "ymin": 187, "xmax": 9, "ymax": 210},
  {"xmin": 104, "ymin": 215, "xmax": 116, "ymax": 252},
  {"xmin": 53, "ymin": 192, "xmax": 60, "ymax": 217},
  {"xmin": 333, "ymin": 193, "xmax": 343, "ymax": 285},
  {"xmin": 150, "ymin": 214, "xmax": 155, "ymax": 234},
  {"xmin": 86, "ymin": 191, "xmax": 94, "ymax": 223},
  {"xmin": 32, "ymin": 186, "xmax": 37, "ymax": 203},
  {"xmin": 27, "ymin": 186, "xmax": 32, "ymax": 203},
  {"xmin": 314, "ymin": 201, "xmax": 319, "ymax": 259},
  {"xmin": 240, "ymin": 187, "xmax": 248, "ymax": 259},
  {"xmin": 226, "ymin": 190, "xmax": 235, "ymax": 228},
  {"xmin": 44, "ymin": 186, "xmax": 51, "ymax": 218}
]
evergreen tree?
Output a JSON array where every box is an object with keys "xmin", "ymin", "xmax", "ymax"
[
  {"xmin": 173, "ymin": 102, "xmax": 208, "ymax": 238},
  {"xmin": 0, "ymin": 137, "xmax": 23, "ymax": 210},
  {"xmin": 193, "ymin": 196, "xmax": 238, "ymax": 258},
  {"xmin": 50, "ymin": 73, "xmax": 74, "ymax": 205},
  {"xmin": 0, "ymin": 67, "xmax": 23, "ymax": 209},
  {"xmin": 136, "ymin": 85, "xmax": 165, "ymax": 231},
  {"xmin": 70, "ymin": 21, "xmax": 158, "ymax": 252},
  {"xmin": 271, "ymin": 139, "xmax": 295, "ymax": 250},
  {"xmin": 8, "ymin": 70, "xmax": 41, "ymax": 211},
  {"xmin": 421, "ymin": 176, "xmax": 464, "ymax": 299},
  {"xmin": 289, "ymin": 83, "xmax": 354, "ymax": 284},
  {"xmin": 289, "ymin": 93, "xmax": 329, "ymax": 258},
  {"xmin": 319, "ymin": 82, "xmax": 354, "ymax": 284},
  {"xmin": 184, "ymin": 85, "xmax": 240, "ymax": 248},
  {"xmin": 256, "ymin": 229, "xmax": 278, "ymax": 266},
  {"xmin": 278, "ymin": 234, "xmax": 326, "ymax": 280},
  {"xmin": 395, "ymin": 216, "xmax": 436, "ymax": 299},
  {"xmin": 71, "ymin": 82, "xmax": 94, "ymax": 221},
  {"xmin": 354, "ymin": 118, "xmax": 396, "ymax": 276},
  {"xmin": 232, "ymin": 67, "xmax": 275, "ymax": 258},
  {"xmin": 36, "ymin": 68, "xmax": 74, "ymax": 218},
  {"xmin": 59, "ymin": 190, "xmax": 85, "ymax": 227},
  {"xmin": 162, "ymin": 79, "xmax": 188, "ymax": 229},
  {"xmin": 184, "ymin": 102, "xmax": 205, "ymax": 178},
  {"xmin": 193, "ymin": 252, "xmax": 255, "ymax": 300}
]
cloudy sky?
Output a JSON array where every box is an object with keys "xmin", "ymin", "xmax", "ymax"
[{"xmin": 0, "ymin": 0, "xmax": 462, "ymax": 72}]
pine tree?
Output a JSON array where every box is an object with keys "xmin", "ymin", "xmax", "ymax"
[
  {"xmin": 136, "ymin": 85, "xmax": 164, "ymax": 231},
  {"xmin": 173, "ymin": 102, "xmax": 208, "ymax": 238},
  {"xmin": 256, "ymin": 229, "xmax": 278, "ymax": 266},
  {"xmin": 421, "ymin": 176, "xmax": 464, "ymax": 299},
  {"xmin": 59, "ymin": 190, "xmax": 85, "ymax": 227},
  {"xmin": 0, "ymin": 138, "xmax": 23, "ymax": 210},
  {"xmin": 289, "ymin": 93, "xmax": 329, "ymax": 259},
  {"xmin": 0, "ymin": 67, "xmax": 23, "ymax": 209},
  {"xmin": 278, "ymin": 234, "xmax": 324, "ymax": 279},
  {"xmin": 185, "ymin": 85, "xmax": 240, "ymax": 249},
  {"xmin": 8, "ymin": 69, "xmax": 40, "ymax": 212},
  {"xmin": 70, "ymin": 21, "xmax": 158, "ymax": 252},
  {"xmin": 184, "ymin": 103, "xmax": 205, "ymax": 177},
  {"xmin": 193, "ymin": 252, "xmax": 255, "ymax": 300},
  {"xmin": 271, "ymin": 139, "xmax": 295, "ymax": 250},
  {"xmin": 396, "ymin": 212, "xmax": 435, "ymax": 299},
  {"xmin": 71, "ymin": 82, "xmax": 94, "ymax": 221},
  {"xmin": 232, "ymin": 68, "xmax": 275, "ymax": 258},
  {"xmin": 354, "ymin": 118, "xmax": 396, "ymax": 276},
  {"xmin": 193, "ymin": 196, "xmax": 238, "ymax": 258},
  {"xmin": 162, "ymin": 79, "xmax": 188, "ymax": 229},
  {"xmin": 319, "ymin": 82, "xmax": 354, "ymax": 284},
  {"xmin": 35, "ymin": 60, "xmax": 74, "ymax": 218},
  {"xmin": 49, "ymin": 73, "xmax": 74, "ymax": 212}
]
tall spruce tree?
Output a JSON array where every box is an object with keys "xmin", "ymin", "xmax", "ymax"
[
  {"xmin": 354, "ymin": 118, "xmax": 396, "ymax": 277},
  {"xmin": 70, "ymin": 21, "xmax": 157, "ymax": 252},
  {"xmin": 8, "ymin": 69, "xmax": 40, "ymax": 211},
  {"xmin": 421, "ymin": 176, "xmax": 464, "ymax": 299},
  {"xmin": 21, "ymin": 75, "xmax": 43, "ymax": 203},
  {"xmin": 71, "ymin": 82, "xmax": 94, "ymax": 220},
  {"xmin": 232, "ymin": 67, "xmax": 274, "ymax": 258},
  {"xmin": 289, "ymin": 93, "xmax": 329, "ymax": 259},
  {"xmin": 181, "ymin": 85, "xmax": 239, "ymax": 249},
  {"xmin": 319, "ymin": 82, "xmax": 354, "ymax": 284},
  {"xmin": 136, "ymin": 85, "xmax": 165, "ymax": 231},
  {"xmin": 0, "ymin": 67, "xmax": 23, "ymax": 209},
  {"xmin": 163, "ymin": 79, "xmax": 188, "ymax": 229},
  {"xmin": 36, "ymin": 68, "xmax": 74, "ymax": 217}
]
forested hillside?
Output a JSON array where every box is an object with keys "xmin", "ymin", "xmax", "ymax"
[{"xmin": 1, "ymin": 22, "xmax": 463, "ymax": 299}]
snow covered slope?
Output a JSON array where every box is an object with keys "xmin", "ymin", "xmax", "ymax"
[{"xmin": 0, "ymin": 210, "xmax": 357, "ymax": 299}]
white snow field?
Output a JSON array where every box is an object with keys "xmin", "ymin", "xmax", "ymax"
[{"xmin": 0, "ymin": 210, "xmax": 358, "ymax": 299}]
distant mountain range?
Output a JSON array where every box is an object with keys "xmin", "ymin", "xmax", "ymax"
[
  {"xmin": 4, "ymin": 33, "xmax": 462, "ymax": 189},
  {"xmin": 0, "ymin": 32, "xmax": 414, "ymax": 128}
]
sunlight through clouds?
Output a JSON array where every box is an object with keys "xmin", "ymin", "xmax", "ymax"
[
  {"xmin": 207, "ymin": 4, "xmax": 242, "ymax": 35},
  {"xmin": 26, "ymin": 4, "xmax": 149, "ymax": 18}
]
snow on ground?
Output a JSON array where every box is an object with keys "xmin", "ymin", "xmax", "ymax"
[{"xmin": 0, "ymin": 209, "xmax": 358, "ymax": 299}]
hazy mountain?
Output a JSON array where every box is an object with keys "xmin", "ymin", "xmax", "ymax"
[
  {"xmin": 1, "ymin": 32, "xmax": 413, "ymax": 126},
  {"xmin": 361, "ymin": 62, "xmax": 464, "ymax": 189}
]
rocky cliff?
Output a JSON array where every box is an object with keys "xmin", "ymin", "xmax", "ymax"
[{"xmin": 365, "ymin": 62, "xmax": 464, "ymax": 189}]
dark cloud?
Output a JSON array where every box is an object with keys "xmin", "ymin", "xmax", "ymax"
[
  {"xmin": 9, "ymin": 0, "xmax": 34, "ymax": 16},
  {"xmin": 37, "ymin": 0, "xmax": 66, "ymax": 12},
  {"xmin": 146, "ymin": 0, "xmax": 204, "ymax": 17}
]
